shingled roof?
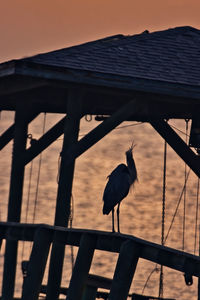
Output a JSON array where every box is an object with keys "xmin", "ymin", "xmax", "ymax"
[{"xmin": 23, "ymin": 26, "xmax": 200, "ymax": 86}]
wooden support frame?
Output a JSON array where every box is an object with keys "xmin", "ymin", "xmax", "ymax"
[
  {"xmin": 21, "ymin": 228, "xmax": 52, "ymax": 300},
  {"xmin": 81, "ymin": 286, "xmax": 97, "ymax": 300},
  {"xmin": 46, "ymin": 89, "xmax": 83, "ymax": 300},
  {"xmin": 0, "ymin": 76, "xmax": 47, "ymax": 96},
  {"xmin": 2, "ymin": 109, "xmax": 28, "ymax": 299},
  {"xmin": 109, "ymin": 240, "xmax": 140, "ymax": 300},
  {"xmin": 1, "ymin": 222, "xmax": 200, "ymax": 276},
  {"xmin": 23, "ymin": 116, "xmax": 66, "ymax": 165},
  {"xmin": 63, "ymin": 98, "xmax": 144, "ymax": 165},
  {"xmin": 151, "ymin": 120, "xmax": 200, "ymax": 178},
  {"xmin": 0, "ymin": 111, "xmax": 39, "ymax": 151},
  {"xmin": 67, "ymin": 234, "xmax": 97, "ymax": 300}
]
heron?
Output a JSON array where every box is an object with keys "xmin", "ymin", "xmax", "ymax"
[{"xmin": 102, "ymin": 142, "xmax": 138, "ymax": 233}]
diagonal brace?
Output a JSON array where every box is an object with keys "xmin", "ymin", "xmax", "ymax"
[
  {"xmin": 0, "ymin": 111, "xmax": 39, "ymax": 151},
  {"xmin": 63, "ymin": 99, "xmax": 144, "ymax": 165},
  {"xmin": 151, "ymin": 120, "xmax": 200, "ymax": 178},
  {"xmin": 23, "ymin": 116, "xmax": 66, "ymax": 165}
]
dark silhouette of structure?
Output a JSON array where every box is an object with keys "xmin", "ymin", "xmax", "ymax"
[
  {"xmin": 103, "ymin": 143, "xmax": 138, "ymax": 232},
  {"xmin": 1, "ymin": 26, "xmax": 200, "ymax": 299}
]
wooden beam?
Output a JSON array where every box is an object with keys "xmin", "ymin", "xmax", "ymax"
[
  {"xmin": 2, "ymin": 109, "xmax": 28, "ymax": 299},
  {"xmin": 46, "ymin": 89, "xmax": 83, "ymax": 300},
  {"xmin": 0, "ymin": 76, "xmax": 47, "ymax": 95},
  {"xmin": 109, "ymin": 241, "xmax": 140, "ymax": 300},
  {"xmin": 23, "ymin": 116, "xmax": 66, "ymax": 165},
  {"xmin": 150, "ymin": 120, "xmax": 200, "ymax": 178},
  {"xmin": 0, "ymin": 111, "xmax": 39, "ymax": 150},
  {"xmin": 21, "ymin": 228, "xmax": 52, "ymax": 300},
  {"xmin": 67, "ymin": 234, "xmax": 97, "ymax": 300},
  {"xmin": 1, "ymin": 223, "xmax": 200, "ymax": 278},
  {"xmin": 63, "ymin": 99, "xmax": 144, "ymax": 165}
]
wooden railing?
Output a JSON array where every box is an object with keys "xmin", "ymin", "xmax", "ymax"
[{"xmin": 0, "ymin": 222, "xmax": 199, "ymax": 300}]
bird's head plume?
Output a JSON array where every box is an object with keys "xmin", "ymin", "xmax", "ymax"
[
  {"xmin": 126, "ymin": 141, "xmax": 136, "ymax": 155},
  {"xmin": 126, "ymin": 140, "xmax": 138, "ymax": 184}
]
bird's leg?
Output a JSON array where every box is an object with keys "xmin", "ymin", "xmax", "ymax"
[
  {"xmin": 112, "ymin": 208, "xmax": 115, "ymax": 232},
  {"xmin": 117, "ymin": 202, "xmax": 120, "ymax": 233}
]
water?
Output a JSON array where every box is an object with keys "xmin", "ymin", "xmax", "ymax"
[{"xmin": 0, "ymin": 112, "xmax": 199, "ymax": 299}]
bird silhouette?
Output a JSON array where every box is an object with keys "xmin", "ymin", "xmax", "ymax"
[{"xmin": 103, "ymin": 142, "xmax": 138, "ymax": 233}]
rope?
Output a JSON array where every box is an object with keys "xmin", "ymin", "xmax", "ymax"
[
  {"xmin": 159, "ymin": 140, "xmax": 167, "ymax": 298},
  {"xmin": 164, "ymin": 168, "xmax": 191, "ymax": 244},
  {"xmin": 56, "ymin": 122, "xmax": 144, "ymax": 141},
  {"xmin": 21, "ymin": 148, "xmax": 34, "ymax": 261},
  {"xmin": 69, "ymin": 194, "xmax": 75, "ymax": 271},
  {"xmin": 182, "ymin": 120, "xmax": 189, "ymax": 251},
  {"xmin": 32, "ymin": 113, "xmax": 46, "ymax": 224},
  {"xmin": 194, "ymin": 177, "xmax": 200, "ymax": 255},
  {"xmin": 142, "ymin": 265, "xmax": 160, "ymax": 294}
]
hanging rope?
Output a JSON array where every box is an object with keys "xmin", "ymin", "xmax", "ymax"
[
  {"xmin": 21, "ymin": 135, "xmax": 34, "ymax": 261},
  {"xmin": 142, "ymin": 265, "xmax": 160, "ymax": 294},
  {"xmin": 69, "ymin": 194, "xmax": 75, "ymax": 271},
  {"xmin": 57, "ymin": 153, "xmax": 61, "ymax": 184},
  {"xmin": 194, "ymin": 177, "xmax": 200, "ymax": 255},
  {"xmin": 159, "ymin": 139, "xmax": 167, "ymax": 298},
  {"xmin": 32, "ymin": 113, "xmax": 46, "ymax": 224},
  {"xmin": 164, "ymin": 168, "xmax": 191, "ymax": 244},
  {"xmin": 182, "ymin": 119, "xmax": 189, "ymax": 251}
]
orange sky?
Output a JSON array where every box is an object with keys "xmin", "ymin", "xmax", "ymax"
[{"xmin": 1, "ymin": 0, "xmax": 200, "ymax": 63}]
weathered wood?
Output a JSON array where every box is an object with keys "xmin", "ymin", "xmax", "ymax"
[
  {"xmin": 2, "ymin": 109, "xmax": 28, "ymax": 299},
  {"xmin": 46, "ymin": 89, "xmax": 83, "ymax": 300},
  {"xmin": 0, "ymin": 74, "xmax": 47, "ymax": 95},
  {"xmin": 0, "ymin": 111, "xmax": 39, "ymax": 151},
  {"xmin": 64, "ymin": 99, "xmax": 145, "ymax": 165},
  {"xmin": 87, "ymin": 274, "xmax": 112, "ymax": 289},
  {"xmin": 23, "ymin": 116, "xmax": 66, "ymax": 165},
  {"xmin": 67, "ymin": 234, "xmax": 97, "ymax": 300},
  {"xmin": 21, "ymin": 228, "xmax": 52, "ymax": 300},
  {"xmin": 1, "ymin": 222, "xmax": 200, "ymax": 278},
  {"xmin": 82, "ymin": 285, "xmax": 97, "ymax": 300},
  {"xmin": 151, "ymin": 120, "xmax": 200, "ymax": 178},
  {"xmin": 9, "ymin": 60, "xmax": 200, "ymax": 101},
  {"xmin": 109, "ymin": 240, "xmax": 140, "ymax": 300},
  {"xmin": 0, "ymin": 124, "xmax": 15, "ymax": 150}
]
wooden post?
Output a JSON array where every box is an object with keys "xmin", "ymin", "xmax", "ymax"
[
  {"xmin": 82, "ymin": 286, "xmax": 97, "ymax": 300},
  {"xmin": 67, "ymin": 234, "xmax": 96, "ymax": 300},
  {"xmin": 198, "ymin": 226, "xmax": 200, "ymax": 300},
  {"xmin": 109, "ymin": 240, "xmax": 140, "ymax": 300},
  {"xmin": 21, "ymin": 228, "xmax": 52, "ymax": 300},
  {"xmin": 2, "ymin": 109, "xmax": 28, "ymax": 299},
  {"xmin": 46, "ymin": 89, "xmax": 83, "ymax": 300}
]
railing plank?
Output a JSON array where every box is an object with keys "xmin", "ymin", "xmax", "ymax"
[
  {"xmin": 21, "ymin": 228, "xmax": 52, "ymax": 300},
  {"xmin": 0, "ymin": 222, "xmax": 200, "ymax": 278},
  {"xmin": 109, "ymin": 241, "xmax": 140, "ymax": 300},
  {"xmin": 67, "ymin": 233, "xmax": 97, "ymax": 300}
]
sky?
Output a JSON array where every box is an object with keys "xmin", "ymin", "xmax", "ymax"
[{"xmin": 1, "ymin": 0, "xmax": 200, "ymax": 63}]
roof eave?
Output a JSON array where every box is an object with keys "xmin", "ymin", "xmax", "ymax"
[
  {"xmin": 1, "ymin": 60, "xmax": 200, "ymax": 101},
  {"xmin": 0, "ymin": 60, "xmax": 18, "ymax": 77}
]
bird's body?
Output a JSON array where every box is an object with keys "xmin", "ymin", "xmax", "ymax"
[
  {"xmin": 103, "ymin": 143, "xmax": 137, "ymax": 232},
  {"xmin": 103, "ymin": 164, "xmax": 130, "ymax": 215}
]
